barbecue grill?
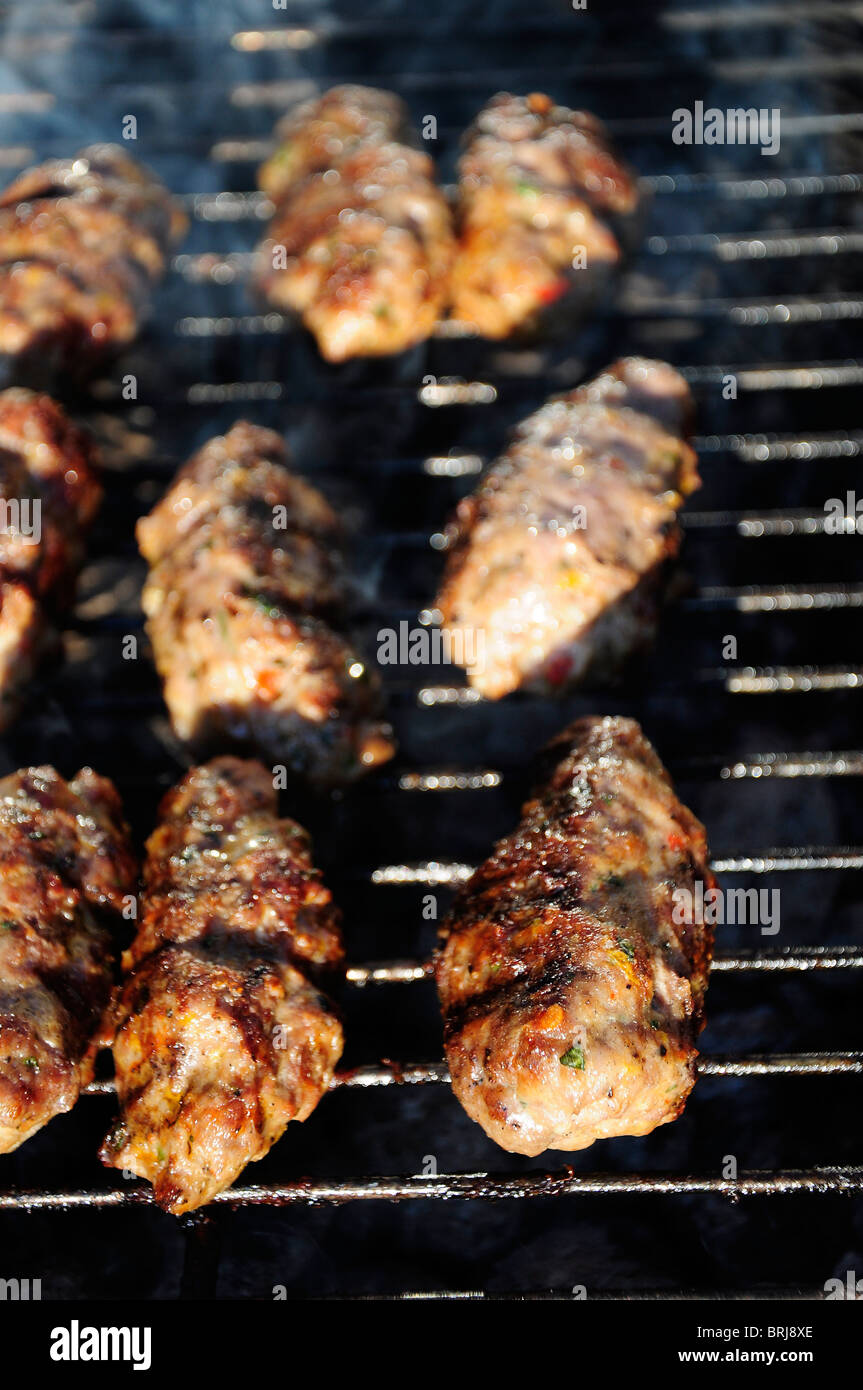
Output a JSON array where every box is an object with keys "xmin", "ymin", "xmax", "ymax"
[{"xmin": 0, "ymin": 0, "xmax": 861, "ymax": 1300}]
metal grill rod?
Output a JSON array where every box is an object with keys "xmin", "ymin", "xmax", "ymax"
[
  {"xmin": 48, "ymin": 950, "xmax": 863, "ymax": 1016},
  {"xmin": 3, "ymin": 1166, "xmax": 860, "ymax": 1212},
  {"xmin": 718, "ymin": 752, "xmax": 863, "ymax": 778},
  {"xmin": 81, "ymin": 1047, "xmax": 863, "ymax": 1099},
  {"xmin": 650, "ymin": 229, "xmax": 863, "ymax": 259},
  {"xmin": 175, "ymin": 361, "xmax": 863, "ymax": 411},
  {"xmin": 391, "ymin": 750, "xmax": 863, "ymax": 796},
  {"xmin": 331, "ymin": 581, "xmax": 863, "ymax": 612},
  {"xmin": 683, "ymin": 362, "xmax": 863, "ymax": 389},
  {"xmin": 371, "ymin": 850, "xmax": 863, "ymax": 885},
  {"xmin": 109, "ymin": 433, "xmax": 863, "ymax": 469},
  {"xmin": 695, "ymin": 433, "xmax": 863, "ymax": 462},
  {"xmin": 173, "ymin": 295, "xmax": 863, "ymax": 340},
  {"xmin": 382, "ymin": 516, "xmax": 860, "ymax": 541},
  {"xmin": 724, "ymin": 667, "xmax": 863, "ymax": 694},
  {"xmin": 416, "ymin": 517, "xmax": 859, "ymax": 546},
  {"xmin": 228, "ymin": 78, "xmax": 863, "ymax": 109},
  {"xmin": 415, "ymin": 667, "xmax": 863, "ymax": 705},
  {"xmin": 170, "ymin": 360, "xmax": 863, "ymax": 406},
  {"xmin": 346, "ymin": 947, "xmax": 863, "ymax": 986},
  {"xmin": 227, "ymin": 2, "xmax": 863, "ymax": 49},
  {"xmin": 85, "ymin": 754, "xmax": 854, "ymax": 795},
  {"xmin": 189, "ymin": 173, "xmax": 863, "ymax": 211},
  {"xmin": 341, "ymin": 1054, "xmax": 863, "ymax": 1083},
  {"xmin": 66, "ymin": 661, "xmax": 863, "ymax": 716},
  {"xmin": 172, "ymin": 228, "xmax": 863, "ymax": 283}
]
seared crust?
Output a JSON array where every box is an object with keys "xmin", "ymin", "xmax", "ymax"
[
  {"xmin": 0, "ymin": 144, "xmax": 186, "ymax": 361},
  {"xmin": 449, "ymin": 92, "xmax": 640, "ymax": 338},
  {"xmin": 0, "ymin": 389, "xmax": 100, "ymax": 726},
  {"xmin": 255, "ymin": 85, "xmax": 455, "ymax": 361},
  {"xmin": 436, "ymin": 358, "xmax": 700, "ymax": 699},
  {"xmin": 0, "ymin": 145, "xmax": 186, "ymax": 249},
  {"xmin": 130, "ymin": 754, "xmax": 343, "ymax": 970},
  {"xmin": 138, "ymin": 421, "xmax": 394, "ymax": 788},
  {"xmin": 0, "ymin": 766, "xmax": 135, "ymax": 1154},
  {"xmin": 100, "ymin": 758, "xmax": 344, "ymax": 1214},
  {"xmin": 258, "ymin": 85, "xmax": 412, "ymax": 201},
  {"xmin": 436, "ymin": 716, "xmax": 716, "ymax": 1155},
  {"xmin": 0, "ymin": 388, "xmax": 101, "ymax": 530},
  {"xmin": 0, "ymin": 581, "xmax": 44, "ymax": 727}
]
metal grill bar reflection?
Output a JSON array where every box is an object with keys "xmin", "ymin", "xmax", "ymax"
[{"xmin": 2, "ymin": 1165, "xmax": 860, "ymax": 1212}]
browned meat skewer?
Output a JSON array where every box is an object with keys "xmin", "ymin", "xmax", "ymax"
[
  {"xmin": 137, "ymin": 421, "xmax": 394, "ymax": 788},
  {"xmin": 0, "ymin": 766, "xmax": 135, "ymax": 1154},
  {"xmin": 435, "ymin": 357, "xmax": 699, "ymax": 699},
  {"xmin": 255, "ymin": 85, "xmax": 455, "ymax": 361},
  {"xmin": 100, "ymin": 757, "xmax": 344, "ymax": 1214},
  {"xmin": 0, "ymin": 145, "xmax": 187, "ymax": 364},
  {"xmin": 0, "ymin": 582, "xmax": 41, "ymax": 727},
  {"xmin": 448, "ymin": 92, "xmax": 641, "ymax": 339},
  {"xmin": 0, "ymin": 388, "xmax": 101, "ymax": 726},
  {"xmin": 436, "ymin": 716, "xmax": 716, "ymax": 1155}
]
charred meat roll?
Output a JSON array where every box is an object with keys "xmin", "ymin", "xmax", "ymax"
[
  {"xmin": 448, "ymin": 92, "xmax": 640, "ymax": 339},
  {"xmin": 0, "ymin": 388, "xmax": 101, "ymax": 726},
  {"xmin": 0, "ymin": 145, "xmax": 186, "ymax": 363},
  {"xmin": 435, "ymin": 357, "xmax": 699, "ymax": 700},
  {"xmin": 255, "ymin": 85, "xmax": 455, "ymax": 361},
  {"xmin": 100, "ymin": 757, "xmax": 344, "ymax": 1214},
  {"xmin": 137, "ymin": 421, "xmax": 394, "ymax": 787},
  {"xmin": 0, "ymin": 766, "xmax": 135, "ymax": 1154},
  {"xmin": 436, "ymin": 716, "xmax": 716, "ymax": 1155}
]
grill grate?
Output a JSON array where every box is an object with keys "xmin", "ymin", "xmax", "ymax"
[{"xmin": 0, "ymin": 0, "xmax": 861, "ymax": 1300}]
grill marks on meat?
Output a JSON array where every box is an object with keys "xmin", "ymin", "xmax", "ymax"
[
  {"xmin": 435, "ymin": 358, "xmax": 700, "ymax": 700},
  {"xmin": 0, "ymin": 766, "xmax": 135, "ymax": 1154},
  {"xmin": 449, "ymin": 92, "xmax": 641, "ymax": 339},
  {"xmin": 255, "ymin": 85, "xmax": 455, "ymax": 361},
  {"xmin": 100, "ymin": 758, "xmax": 344, "ymax": 1214},
  {"xmin": 0, "ymin": 145, "xmax": 186, "ymax": 362},
  {"xmin": 138, "ymin": 421, "xmax": 394, "ymax": 788},
  {"xmin": 0, "ymin": 389, "xmax": 101, "ymax": 727},
  {"xmin": 253, "ymin": 86, "xmax": 642, "ymax": 356},
  {"xmin": 436, "ymin": 716, "xmax": 715, "ymax": 1156}
]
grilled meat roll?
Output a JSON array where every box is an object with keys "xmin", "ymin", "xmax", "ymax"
[
  {"xmin": 435, "ymin": 357, "xmax": 699, "ymax": 700},
  {"xmin": 137, "ymin": 421, "xmax": 394, "ymax": 787},
  {"xmin": 0, "ymin": 582, "xmax": 41, "ymax": 727},
  {"xmin": 436, "ymin": 716, "xmax": 715, "ymax": 1155},
  {"xmin": 448, "ymin": 92, "xmax": 640, "ymax": 339},
  {"xmin": 0, "ymin": 145, "xmax": 186, "ymax": 363},
  {"xmin": 256, "ymin": 85, "xmax": 455, "ymax": 361},
  {"xmin": 100, "ymin": 757, "xmax": 344, "ymax": 1214},
  {"xmin": 0, "ymin": 388, "xmax": 101, "ymax": 726},
  {"xmin": 0, "ymin": 766, "xmax": 135, "ymax": 1154}
]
